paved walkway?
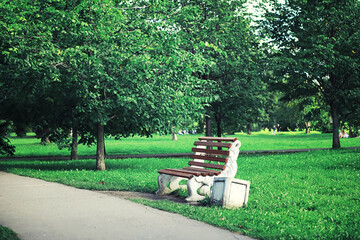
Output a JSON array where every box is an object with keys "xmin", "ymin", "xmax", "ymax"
[{"xmin": 0, "ymin": 172, "xmax": 253, "ymax": 240}]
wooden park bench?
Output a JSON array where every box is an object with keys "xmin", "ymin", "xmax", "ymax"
[{"xmin": 156, "ymin": 137, "xmax": 241, "ymax": 202}]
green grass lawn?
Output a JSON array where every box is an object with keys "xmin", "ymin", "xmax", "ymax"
[
  {"xmin": 1, "ymin": 148, "xmax": 359, "ymax": 239},
  {"xmin": 0, "ymin": 225, "xmax": 20, "ymax": 240},
  {"xmin": 5, "ymin": 131, "xmax": 360, "ymax": 157}
]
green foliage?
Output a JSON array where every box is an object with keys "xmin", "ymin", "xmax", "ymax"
[
  {"xmin": 0, "ymin": 225, "xmax": 20, "ymax": 240},
  {"xmin": 267, "ymin": 93, "xmax": 332, "ymax": 132},
  {"xmin": 170, "ymin": 0, "xmax": 271, "ymax": 135},
  {"xmin": 1, "ymin": 149, "xmax": 360, "ymax": 239},
  {"xmin": 0, "ymin": 0, "xmax": 211, "ymax": 166},
  {"xmin": 260, "ymin": 0, "xmax": 360, "ymax": 147},
  {"xmin": 0, "ymin": 121, "xmax": 15, "ymax": 156}
]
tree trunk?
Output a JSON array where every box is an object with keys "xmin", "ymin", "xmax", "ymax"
[
  {"xmin": 96, "ymin": 123, "xmax": 106, "ymax": 170},
  {"xmin": 349, "ymin": 126, "xmax": 355, "ymax": 138},
  {"xmin": 215, "ymin": 112, "xmax": 222, "ymax": 137},
  {"xmin": 41, "ymin": 136, "xmax": 51, "ymax": 145},
  {"xmin": 331, "ymin": 103, "xmax": 341, "ymax": 148},
  {"xmin": 70, "ymin": 128, "xmax": 78, "ymax": 160},
  {"xmin": 205, "ymin": 107, "xmax": 212, "ymax": 137},
  {"xmin": 246, "ymin": 124, "xmax": 251, "ymax": 135},
  {"xmin": 171, "ymin": 124, "xmax": 178, "ymax": 141},
  {"xmin": 304, "ymin": 122, "xmax": 310, "ymax": 134},
  {"xmin": 172, "ymin": 132, "xmax": 178, "ymax": 141},
  {"xmin": 36, "ymin": 127, "xmax": 51, "ymax": 145}
]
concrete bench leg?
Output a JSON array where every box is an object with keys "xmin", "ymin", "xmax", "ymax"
[
  {"xmin": 156, "ymin": 174, "xmax": 186, "ymax": 195},
  {"xmin": 185, "ymin": 176, "xmax": 213, "ymax": 202}
]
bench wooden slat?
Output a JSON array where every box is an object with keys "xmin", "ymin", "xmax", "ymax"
[
  {"xmin": 190, "ymin": 155, "xmax": 228, "ymax": 163},
  {"xmin": 183, "ymin": 167, "xmax": 221, "ymax": 176},
  {"xmin": 158, "ymin": 169, "xmax": 193, "ymax": 179},
  {"xmin": 165, "ymin": 168, "xmax": 202, "ymax": 176},
  {"xmin": 164, "ymin": 168, "xmax": 217, "ymax": 177},
  {"xmin": 198, "ymin": 137, "xmax": 237, "ymax": 142},
  {"xmin": 188, "ymin": 161, "xmax": 226, "ymax": 170},
  {"xmin": 194, "ymin": 141, "xmax": 232, "ymax": 148},
  {"xmin": 158, "ymin": 136, "xmax": 237, "ymax": 181},
  {"xmin": 191, "ymin": 148, "xmax": 229, "ymax": 156}
]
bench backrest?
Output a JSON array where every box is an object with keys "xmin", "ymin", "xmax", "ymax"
[{"xmin": 189, "ymin": 137, "xmax": 238, "ymax": 172}]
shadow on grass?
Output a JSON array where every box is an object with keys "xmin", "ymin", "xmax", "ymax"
[{"xmin": 0, "ymin": 159, "xmax": 141, "ymax": 172}]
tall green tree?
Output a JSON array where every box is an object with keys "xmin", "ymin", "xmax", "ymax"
[
  {"xmin": 165, "ymin": 0, "xmax": 270, "ymax": 137},
  {"xmin": 0, "ymin": 0, "xmax": 209, "ymax": 167},
  {"xmin": 267, "ymin": 94, "xmax": 328, "ymax": 133},
  {"xmin": 260, "ymin": 0, "xmax": 360, "ymax": 148},
  {"xmin": 0, "ymin": 121, "xmax": 14, "ymax": 156}
]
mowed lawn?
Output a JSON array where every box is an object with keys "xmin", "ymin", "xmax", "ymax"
[
  {"xmin": 1, "ymin": 147, "xmax": 359, "ymax": 239},
  {"xmin": 4, "ymin": 131, "xmax": 360, "ymax": 157}
]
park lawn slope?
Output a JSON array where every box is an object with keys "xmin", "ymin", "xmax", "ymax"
[{"xmin": 1, "ymin": 149, "xmax": 359, "ymax": 239}]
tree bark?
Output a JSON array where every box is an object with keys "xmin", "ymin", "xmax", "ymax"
[
  {"xmin": 205, "ymin": 107, "xmax": 212, "ymax": 137},
  {"xmin": 96, "ymin": 123, "xmax": 106, "ymax": 170},
  {"xmin": 41, "ymin": 136, "xmax": 51, "ymax": 145},
  {"xmin": 171, "ymin": 124, "xmax": 178, "ymax": 141},
  {"xmin": 304, "ymin": 122, "xmax": 310, "ymax": 134},
  {"xmin": 349, "ymin": 126, "xmax": 355, "ymax": 138},
  {"xmin": 36, "ymin": 127, "xmax": 51, "ymax": 145},
  {"xmin": 246, "ymin": 124, "xmax": 251, "ymax": 135},
  {"xmin": 331, "ymin": 102, "xmax": 341, "ymax": 148},
  {"xmin": 70, "ymin": 128, "xmax": 78, "ymax": 160},
  {"xmin": 214, "ymin": 112, "xmax": 222, "ymax": 137}
]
